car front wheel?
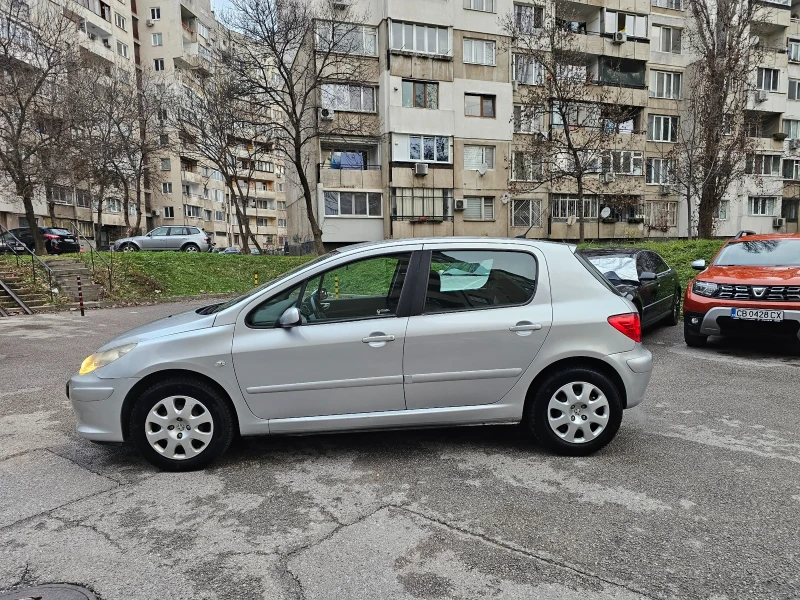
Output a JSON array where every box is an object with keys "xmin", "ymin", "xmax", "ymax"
[
  {"xmin": 524, "ymin": 367, "xmax": 623, "ymax": 456},
  {"xmin": 130, "ymin": 378, "xmax": 234, "ymax": 471},
  {"xmin": 122, "ymin": 244, "xmax": 138, "ymax": 252},
  {"xmin": 665, "ymin": 288, "xmax": 681, "ymax": 326}
]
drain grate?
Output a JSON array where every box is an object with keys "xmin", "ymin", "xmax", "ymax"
[{"xmin": 0, "ymin": 584, "xmax": 97, "ymax": 600}]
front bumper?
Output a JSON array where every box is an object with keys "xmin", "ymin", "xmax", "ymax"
[
  {"xmin": 67, "ymin": 372, "xmax": 138, "ymax": 442},
  {"xmin": 607, "ymin": 344, "xmax": 653, "ymax": 409},
  {"xmin": 685, "ymin": 307, "xmax": 800, "ymax": 338}
]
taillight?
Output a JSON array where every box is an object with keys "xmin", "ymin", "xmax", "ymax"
[
  {"xmin": 608, "ymin": 313, "xmax": 641, "ymax": 343},
  {"xmin": 204, "ymin": 237, "xmax": 210, "ymax": 243},
  {"xmin": 43, "ymin": 234, "xmax": 59, "ymax": 240}
]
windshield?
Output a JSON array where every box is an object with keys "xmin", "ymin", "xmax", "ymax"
[
  {"xmin": 583, "ymin": 255, "xmax": 638, "ymax": 282},
  {"xmin": 206, "ymin": 251, "xmax": 337, "ymax": 314},
  {"xmin": 714, "ymin": 239, "xmax": 800, "ymax": 266}
]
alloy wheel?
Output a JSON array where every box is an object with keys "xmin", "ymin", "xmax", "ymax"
[
  {"xmin": 145, "ymin": 395, "xmax": 214, "ymax": 460},
  {"xmin": 546, "ymin": 382, "xmax": 609, "ymax": 444}
]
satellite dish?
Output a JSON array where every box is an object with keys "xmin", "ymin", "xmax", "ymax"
[
  {"xmin": 500, "ymin": 192, "xmax": 511, "ymax": 205},
  {"xmin": 567, "ymin": 215, "xmax": 577, "ymax": 226},
  {"xmin": 600, "ymin": 207, "xmax": 611, "ymax": 219},
  {"xmin": 477, "ymin": 164, "xmax": 488, "ymax": 176}
]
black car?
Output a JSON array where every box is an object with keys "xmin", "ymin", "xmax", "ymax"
[
  {"xmin": 7, "ymin": 227, "xmax": 80, "ymax": 255},
  {"xmin": 579, "ymin": 248, "xmax": 681, "ymax": 328},
  {"xmin": 0, "ymin": 231, "xmax": 27, "ymax": 254}
]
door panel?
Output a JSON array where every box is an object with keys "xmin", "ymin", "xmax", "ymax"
[
  {"xmin": 635, "ymin": 253, "xmax": 660, "ymax": 324},
  {"xmin": 166, "ymin": 227, "xmax": 188, "ymax": 250},
  {"xmin": 403, "ymin": 246, "xmax": 552, "ymax": 410},
  {"xmin": 142, "ymin": 227, "xmax": 168, "ymax": 250}
]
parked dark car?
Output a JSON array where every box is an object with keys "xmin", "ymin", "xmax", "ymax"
[
  {"xmin": 0, "ymin": 231, "xmax": 27, "ymax": 254},
  {"xmin": 578, "ymin": 248, "xmax": 681, "ymax": 328},
  {"xmin": 218, "ymin": 246, "xmax": 242, "ymax": 255},
  {"xmin": 5, "ymin": 227, "xmax": 80, "ymax": 255}
]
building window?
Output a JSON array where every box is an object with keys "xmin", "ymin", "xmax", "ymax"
[
  {"xmin": 321, "ymin": 84, "xmax": 376, "ymax": 112},
  {"xmin": 150, "ymin": 7, "xmax": 160, "ymax": 19},
  {"xmin": 746, "ymin": 154, "xmax": 781, "ymax": 176},
  {"xmin": 76, "ymin": 189, "xmax": 91, "ymax": 208},
  {"xmin": 316, "ymin": 22, "xmax": 378, "ymax": 56},
  {"xmin": 114, "ymin": 12, "xmax": 126, "ymax": 29},
  {"xmin": 51, "ymin": 186, "xmax": 73, "ymax": 205},
  {"xmin": 390, "ymin": 21, "xmax": 450, "ymax": 55},
  {"xmin": 162, "ymin": 182, "xmax": 172, "ymax": 193},
  {"xmin": 513, "ymin": 54, "xmax": 544, "ymax": 85},
  {"xmin": 749, "ymin": 196, "xmax": 776, "ymax": 216},
  {"xmin": 211, "ymin": 169, "xmax": 224, "ymax": 181},
  {"xmin": 783, "ymin": 119, "xmax": 800, "ymax": 138},
  {"xmin": 511, "ymin": 198, "xmax": 542, "ymax": 227},
  {"xmin": 789, "ymin": 79, "xmax": 800, "ymax": 100},
  {"xmin": 463, "ymin": 197, "xmax": 494, "ymax": 221},
  {"xmin": 514, "ymin": 4, "xmax": 544, "ymax": 33},
  {"xmin": 647, "ymin": 114, "xmax": 679, "ymax": 142},
  {"xmin": 254, "ymin": 160, "xmax": 274, "ymax": 172},
  {"xmin": 714, "ymin": 201, "xmax": 729, "ymax": 221},
  {"xmin": 652, "ymin": 25, "xmax": 680, "ymax": 52},
  {"xmin": 277, "ymin": 201, "xmax": 286, "ymax": 210},
  {"xmin": 648, "ymin": 201, "xmax": 678, "ymax": 227},
  {"xmin": 324, "ymin": 191, "xmax": 383, "ymax": 216},
  {"xmin": 464, "ymin": 93, "xmax": 495, "ymax": 118},
  {"xmin": 152, "ymin": 32, "xmax": 162, "ymax": 46},
  {"xmin": 466, "ymin": 0, "xmax": 495, "ymax": 12},
  {"xmin": 551, "ymin": 194, "xmax": 599, "ymax": 220},
  {"xmin": 463, "ymin": 39, "xmax": 496, "ymax": 66},
  {"xmin": 784, "ymin": 159, "xmax": 800, "ymax": 180},
  {"xmin": 757, "ymin": 68, "xmax": 779, "ymax": 92},
  {"xmin": 163, "ymin": 206, "xmax": 174, "ymax": 218},
  {"xmin": 161, "ymin": 158, "xmax": 171, "ymax": 170},
  {"xmin": 513, "ymin": 104, "xmax": 543, "ymax": 133},
  {"xmin": 116, "ymin": 41, "xmax": 128, "ymax": 58},
  {"xmin": 106, "ymin": 198, "xmax": 121, "ymax": 213},
  {"xmin": 789, "ymin": 40, "xmax": 800, "ymax": 62},
  {"xmin": 154, "ymin": 58, "xmax": 165, "ymax": 71},
  {"xmin": 198, "ymin": 21, "xmax": 209, "ymax": 38},
  {"xmin": 651, "ymin": 0, "xmax": 682, "ymax": 9},
  {"xmin": 464, "ymin": 145, "xmax": 495, "ymax": 170},
  {"xmin": 214, "ymin": 210, "xmax": 225, "ymax": 221},
  {"xmin": 649, "ymin": 70, "xmax": 681, "ymax": 99},
  {"xmin": 391, "ymin": 188, "xmax": 452, "ymax": 220},
  {"xmin": 603, "ymin": 150, "xmax": 643, "ymax": 175},
  {"xmin": 552, "ymin": 102, "xmax": 600, "ymax": 128},
  {"xmin": 204, "ymin": 209, "xmax": 212, "ymax": 221},
  {"xmin": 511, "ymin": 152, "xmax": 542, "ymax": 181},
  {"xmin": 402, "ymin": 80, "xmax": 438, "ymax": 109},
  {"xmin": 77, "ymin": 221, "xmax": 93, "ymax": 237},
  {"xmin": 277, "ymin": 183, "xmax": 284, "ymax": 192},
  {"xmin": 185, "ymin": 204, "xmax": 202, "ymax": 218},
  {"xmin": 646, "ymin": 158, "xmax": 673, "ymax": 184},
  {"xmin": 601, "ymin": 197, "xmax": 643, "ymax": 222},
  {"xmin": 278, "ymin": 218, "xmax": 287, "ymax": 228},
  {"xmin": 257, "ymin": 199, "xmax": 275, "ymax": 209},
  {"xmin": 256, "ymin": 217, "xmax": 270, "ymax": 227},
  {"xmin": 606, "ymin": 11, "xmax": 648, "ymax": 37},
  {"xmin": 393, "ymin": 133, "xmax": 451, "ymax": 163}
]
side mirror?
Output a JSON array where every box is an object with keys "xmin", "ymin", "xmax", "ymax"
[
  {"xmin": 277, "ymin": 306, "xmax": 301, "ymax": 328},
  {"xmin": 691, "ymin": 259, "xmax": 706, "ymax": 271},
  {"xmin": 146, "ymin": 233, "xmax": 152, "ymax": 237},
  {"xmin": 639, "ymin": 271, "xmax": 657, "ymax": 282}
]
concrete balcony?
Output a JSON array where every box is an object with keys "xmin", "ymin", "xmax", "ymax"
[
  {"xmin": 174, "ymin": 48, "xmax": 212, "ymax": 75},
  {"xmin": 320, "ymin": 167, "xmax": 383, "ymax": 190},
  {"xmin": 181, "ymin": 170, "xmax": 203, "ymax": 184}
]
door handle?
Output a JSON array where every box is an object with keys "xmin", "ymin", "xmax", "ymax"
[
  {"xmin": 509, "ymin": 323, "xmax": 542, "ymax": 332},
  {"xmin": 362, "ymin": 334, "xmax": 395, "ymax": 343}
]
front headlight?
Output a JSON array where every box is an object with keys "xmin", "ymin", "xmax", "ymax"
[
  {"xmin": 79, "ymin": 344, "xmax": 137, "ymax": 375},
  {"xmin": 692, "ymin": 280, "xmax": 718, "ymax": 297}
]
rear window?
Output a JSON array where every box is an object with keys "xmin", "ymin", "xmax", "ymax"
[
  {"xmin": 714, "ymin": 239, "xmax": 800, "ymax": 266},
  {"xmin": 189, "ymin": 228, "xmax": 201, "ymax": 234},
  {"xmin": 46, "ymin": 229, "xmax": 72, "ymax": 235},
  {"xmin": 582, "ymin": 254, "xmax": 638, "ymax": 282},
  {"xmin": 574, "ymin": 252, "xmax": 622, "ymax": 296}
]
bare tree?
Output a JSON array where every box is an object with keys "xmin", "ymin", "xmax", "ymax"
[
  {"xmin": 222, "ymin": 0, "xmax": 380, "ymax": 254},
  {"xmin": 0, "ymin": 0, "xmax": 85, "ymax": 253},
  {"xmin": 502, "ymin": 3, "xmax": 645, "ymax": 242}
]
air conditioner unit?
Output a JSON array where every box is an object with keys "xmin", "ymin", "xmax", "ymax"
[
  {"xmin": 756, "ymin": 89, "xmax": 768, "ymax": 103},
  {"xmin": 414, "ymin": 163, "xmax": 429, "ymax": 176},
  {"xmin": 613, "ymin": 31, "xmax": 627, "ymax": 44},
  {"xmin": 146, "ymin": 18, "xmax": 154, "ymax": 26},
  {"xmin": 773, "ymin": 217, "xmax": 785, "ymax": 228},
  {"xmin": 659, "ymin": 185, "xmax": 670, "ymax": 196},
  {"xmin": 318, "ymin": 107, "xmax": 335, "ymax": 121},
  {"xmin": 152, "ymin": 209, "xmax": 160, "ymax": 216},
  {"xmin": 602, "ymin": 172, "xmax": 616, "ymax": 184},
  {"xmin": 454, "ymin": 198, "xmax": 467, "ymax": 211}
]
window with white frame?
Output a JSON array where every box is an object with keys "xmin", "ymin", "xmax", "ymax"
[
  {"xmin": 203, "ymin": 209, "xmax": 211, "ymax": 221},
  {"xmin": 464, "ymin": 145, "xmax": 495, "ymax": 170},
  {"xmin": 648, "ymin": 201, "xmax": 678, "ymax": 227},
  {"xmin": 198, "ymin": 21, "xmax": 209, "ymax": 38},
  {"xmin": 514, "ymin": 4, "xmax": 544, "ymax": 33},
  {"xmin": 554, "ymin": 150, "xmax": 601, "ymax": 174},
  {"xmin": 757, "ymin": 68, "xmax": 779, "ymax": 91},
  {"xmin": 789, "ymin": 40, "xmax": 800, "ymax": 62},
  {"xmin": 214, "ymin": 210, "xmax": 225, "ymax": 221},
  {"xmin": 551, "ymin": 194, "xmax": 599, "ymax": 220},
  {"xmin": 784, "ymin": 159, "xmax": 800, "ymax": 180},
  {"xmin": 256, "ymin": 217, "xmax": 270, "ymax": 227},
  {"xmin": 647, "ymin": 114, "xmax": 679, "ymax": 142},
  {"xmin": 649, "ymin": 70, "xmax": 681, "ymax": 99},
  {"xmin": 392, "ymin": 188, "xmax": 452, "ymax": 219},
  {"xmin": 790, "ymin": 79, "xmax": 800, "ymax": 100},
  {"xmin": 211, "ymin": 169, "xmax": 223, "ymax": 181},
  {"xmin": 512, "ymin": 152, "xmax": 543, "ymax": 181},
  {"xmin": 604, "ymin": 150, "xmax": 643, "ymax": 175},
  {"xmin": 163, "ymin": 206, "xmax": 174, "ymax": 218},
  {"xmin": 316, "ymin": 22, "xmax": 378, "ymax": 56},
  {"xmin": 646, "ymin": 158, "xmax": 673, "ymax": 184},
  {"xmin": 114, "ymin": 12, "xmax": 126, "ymax": 30},
  {"xmin": 106, "ymin": 198, "xmax": 121, "ymax": 213},
  {"xmin": 324, "ymin": 191, "xmax": 383, "ymax": 216},
  {"xmin": 513, "ymin": 104, "xmax": 543, "ymax": 133},
  {"xmin": 463, "ymin": 38, "xmax": 496, "ymax": 66},
  {"xmin": 714, "ymin": 201, "xmax": 729, "ymax": 220},
  {"xmin": 391, "ymin": 21, "xmax": 450, "ymax": 55},
  {"xmin": 749, "ymin": 196, "xmax": 776, "ymax": 216},
  {"xmin": 511, "ymin": 198, "xmax": 543, "ymax": 227},
  {"xmin": 513, "ymin": 54, "xmax": 544, "ymax": 85},
  {"xmin": 321, "ymin": 84, "xmax": 376, "ymax": 112},
  {"xmin": 393, "ymin": 134, "xmax": 451, "ymax": 163},
  {"xmin": 116, "ymin": 41, "xmax": 128, "ymax": 58},
  {"xmin": 651, "ymin": 0, "xmax": 682, "ymax": 9},
  {"xmin": 606, "ymin": 11, "xmax": 648, "ymax": 37},
  {"xmin": 254, "ymin": 160, "xmax": 274, "ymax": 172},
  {"xmin": 151, "ymin": 33, "xmax": 162, "ymax": 46},
  {"xmin": 463, "ymin": 197, "xmax": 495, "ymax": 221},
  {"xmin": 185, "ymin": 204, "xmax": 202, "ymax": 218},
  {"xmin": 277, "ymin": 200, "xmax": 286, "ymax": 210},
  {"xmin": 783, "ymin": 119, "xmax": 800, "ymax": 138},
  {"xmin": 162, "ymin": 182, "xmax": 172, "ymax": 193},
  {"xmin": 278, "ymin": 218, "xmax": 288, "ymax": 228},
  {"xmin": 651, "ymin": 25, "xmax": 681, "ymax": 52},
  {"xmin": 76, "ymin": 189, "xmax": 91, "ymax": 208},
  {"xmin": 746, "ymin": 154, "xmax": 781, "ymax": 176},
  {"xmin": 467, "ymin": 0, "xmax": 495, "ymax": 12},
  {"xmin": 154, "ymin": 58, "xmax": 165, "ymax": 71},
  {"xmin": 51, "ymin": 186, "xmax": 73, "ymax": 205},
  {"xmin": 150, "ymin": 7, "xmax": 160, "ymax": 19},
  {"xmin": 552, "ymin": 102, "xmax": 600, "ymax": 128}
]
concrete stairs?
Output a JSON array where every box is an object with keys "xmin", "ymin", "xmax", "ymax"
[
  {"xmin": 41, "ymin": 259, "xmax": 104, "ymax": 302},
  {"xmin": 0, "ymin": 264, "xmax": 49, "ymax": 313}
]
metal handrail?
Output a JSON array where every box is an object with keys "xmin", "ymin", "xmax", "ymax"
[
  {"xmin": 0, "ymin": 277, "xmax": 32, "ymax": 315},
  {"xmin": 0, "ymin": 223, "xmax": 55, "ymax": 302},
  {"xmin": 69, "ymin": 223, "xmax": 113, "ymax": 293}
]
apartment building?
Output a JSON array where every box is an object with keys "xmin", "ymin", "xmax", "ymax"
[{"xmin": 287, "ymin": 0, "xmax": 800, "ymax": 249}]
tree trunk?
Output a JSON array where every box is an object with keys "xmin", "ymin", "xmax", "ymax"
[
  {"xmin": 577, "ymin": 176, "xmax": 585, "ymax": 243},
  {"xmin": 294, "ymin": 144, "xmax": 324, "ymax": 254},
  {"xmin": 697, "ymin": 181, "xmax": 716, "ymax": 239},
  {"xmin": 20, "ymin": 181, "xmax": 46, "ymax": 255},
  {"xmin": 134, "ymin": 182, "xmax": 143, "ymax": 235},
  {"xmin": 45, "ymin": 185, "xmax": 56, "ymax": 227},
  {"xmin": 121, "ymin": 178, "xmax": 131, "ymax": 234}
]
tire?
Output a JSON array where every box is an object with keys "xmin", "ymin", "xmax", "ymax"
[
  {"xmin": 684, "ymin": 325, "xmax": 708, "ymax": 348},
  {"xmin": 183, "ymin": 243, "xmax": 200, "ymax": 253},
  {"xmin": 130, "ymin": 377, "xmax": 234, "ymax": 471},
  {"xmin": 122, "ymin": 243, "xmax": 138, "ymax": 252},
  {"xmin": 524, "ymin": 367, "xmax": 623, "ymax": 456},
  {"xmin": 665, "ymin": 288, "xmax": 681, "ymax": 326}
]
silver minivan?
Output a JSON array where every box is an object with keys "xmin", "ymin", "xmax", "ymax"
[{"xmin": 68, "ymin": 238, "xmax": 653, "ymax": 470}]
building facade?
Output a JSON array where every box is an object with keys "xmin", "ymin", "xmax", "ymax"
[{"xmin": 287, "ymin": 0, "xmax": 800, "ymax": 250}]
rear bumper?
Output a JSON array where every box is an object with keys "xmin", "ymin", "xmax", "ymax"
[
  {"xmin": 607, "ymin": 344, "xmax": 653, "ymax": 409},
  {"xmin": 68, "ymin": 372, "xmax": 138, "ymax": 442}
]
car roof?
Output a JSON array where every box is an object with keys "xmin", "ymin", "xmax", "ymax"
[
  {"xmin": 578, "ymin": 248, "xmax": 641, "ymax": 257},
  {"xmin": 727, "ymin": 233, "xmax": 800, "ymax": 244},
  {"xmin": 334, "ymin": 237, "xmax": 577, "ymax": 256}
]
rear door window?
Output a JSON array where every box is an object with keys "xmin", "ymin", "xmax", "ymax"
[
  {"xmin": 423, "ymin": 250, "xmax": 537, "ymax": 314},
  {"xmin": 649, "ymin": 252, "xmax": 670, "ymax": 275}
]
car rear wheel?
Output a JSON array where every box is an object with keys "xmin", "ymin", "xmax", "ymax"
[
  {"xmin": 524, "ymin": 367, "xmax": 623, "ymax": 456},
  {"xmin": 183, "ymin": 243, "xmax": 200, "ymax": 253},
  {"xmin": 130, "ymin": 378, "xmax": 233, "ymax": 471},
  {"xmin": 683, "ymin": 325, "xmax": 708, "ymax": 347},
  {"xmin": 665, "ymin": 288, "xmax": 681, "ymax": 326}
]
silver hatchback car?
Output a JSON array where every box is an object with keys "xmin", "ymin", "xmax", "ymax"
[
  {"xmin": 112, "ymin": 226, "xmax": 212, "ymax": 252},
  {"xmin": 68, "ymin": 238, "xmax": 653, "ymax": 470}
]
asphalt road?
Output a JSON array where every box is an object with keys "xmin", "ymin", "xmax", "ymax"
[{"xmin": 0, "ymin": 302, "xmax": 798, "ymax": 600}]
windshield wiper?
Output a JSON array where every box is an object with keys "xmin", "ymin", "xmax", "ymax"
[{"xmin": 196, "ymin": 302, "xmax": 222, "ymax": 315}]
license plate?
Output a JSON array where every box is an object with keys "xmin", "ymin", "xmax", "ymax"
[{"xmin": 731, "ymin": 308, "xmax": 783, "ymax": 322}]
